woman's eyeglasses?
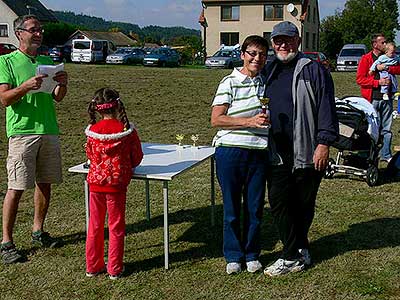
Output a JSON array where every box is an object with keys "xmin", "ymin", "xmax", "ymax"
[{"xmin": 245, "ymin": 51, "xmax": 267, "ymax": 58}]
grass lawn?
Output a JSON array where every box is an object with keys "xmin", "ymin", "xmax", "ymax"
[{"xmin": 0, "ymin": 65, "xmax": 399, "ymax": 300}]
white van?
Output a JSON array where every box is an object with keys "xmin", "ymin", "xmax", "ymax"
[
  {"xmin": 71, "ymin": 39, "xmax": 116, "ymax": 63},
  {"xmin": 336, "ymin": 44, "xmax": 368, "ymax": 72}
]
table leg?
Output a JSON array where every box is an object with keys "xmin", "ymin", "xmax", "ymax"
[
  {"xmin": 145, "ymin": 180, "xmax": 150, "ymax": 221},
  {"xmin": 163, "ymin": 181, "xmax": 169, "ymax": 269},
  {"xmin": 210, "ymin": 156, "xmax": 215, "ymax": 227},
  {"xmin": 84, "ymin": 178, "xmax": 89, "ymax": 232}
]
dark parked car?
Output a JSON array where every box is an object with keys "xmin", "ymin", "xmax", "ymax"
[
  {"xmin": 143, "ymin": 48, "xmax": 180, "ymax": 67},
  {"xmin": 37, "ymin": 45, "xmax": 49, "ymax": 56},
  {"xmin": 49, "ymin": 45, "xmax": 72, "ymax": 62},
  {"xmin": 106, "ymin": 47, "xmax": 145, "ymax": 64},
  {"xmin": 303, "ymin": 51, "xmax": 332, "ymax": 71},
  {"xmin": 0, "ymin": 43, "xmax": 17, "ymax": 55},
  {"xmin": 266, "ymin": 49, "xmax": 275, "ymax": 63}
]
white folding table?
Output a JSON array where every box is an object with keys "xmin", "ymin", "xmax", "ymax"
[{"xmin": 68, "ymin": 142, "xmax": 216, "ymax": 269}]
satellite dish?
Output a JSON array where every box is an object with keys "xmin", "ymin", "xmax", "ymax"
[{"xmin": 287, "ymin": 3, "xmax": 295, "ymax": 13}]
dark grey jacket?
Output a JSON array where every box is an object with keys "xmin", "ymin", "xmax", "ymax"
[{"xmin": 264, "ymin": 55, "xmax": 339, "ymax": 169}]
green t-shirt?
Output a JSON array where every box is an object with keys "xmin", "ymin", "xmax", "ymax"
[{"xmin": 0, "ymin": 50, "xmax": 59, "ymax": 138}]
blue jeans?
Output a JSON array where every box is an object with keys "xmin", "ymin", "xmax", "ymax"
[
  {"xmin": 372, "ymin": 98, "xmax": 393, "ymax": 160},
  {"xmin": 215, "ymin": 147, "xmax": 268, "ymax": 263}
]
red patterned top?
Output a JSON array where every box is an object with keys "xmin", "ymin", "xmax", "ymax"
[{"xmin": 85, "ymin": 119, "xmax": 143, "ymax": 193}]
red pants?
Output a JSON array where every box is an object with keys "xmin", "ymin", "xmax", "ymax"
[{"xmin": 86, "ymin": 192, "xmax": 126, "ymax": 276}]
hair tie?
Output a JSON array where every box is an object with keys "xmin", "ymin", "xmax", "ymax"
[{"xmin": 96, "ymin": 100, "xmax": 118, "ymax": 111}]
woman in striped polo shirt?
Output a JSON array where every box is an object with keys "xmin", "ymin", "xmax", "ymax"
[{"xmin": 211, "ymin": 35, "xmax": 269, "ymax": 275}]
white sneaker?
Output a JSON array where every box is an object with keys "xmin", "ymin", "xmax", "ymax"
[
  {"xmin": 263, "ymin": 258, "xmax": 305, "ymax": 277},
  {"xmin": 109, "ymin": 266, "xmax": 125, "ymax": 280},
  {"xmin": 298, "ymin": 248, "xmax": 312, "ymax": 266},
  {"xmin": 86, "ymin": 266, "xmax": 106, "ymax": 277},
  {"xmin": 226, "ymin": 262, "xmax": 241, "ymax": 274},
  {"xmin": 246, "ymin": 260, "xmax": 262, "ymax": 273}
]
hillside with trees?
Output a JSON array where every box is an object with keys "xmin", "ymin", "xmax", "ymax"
[
  {"xmin": 42, "ymin": 10, "xmax": 203, "ymax": 64},
  {"xmin": 51, "ymin": 10, "xmax": 200, "ymax": 45}
]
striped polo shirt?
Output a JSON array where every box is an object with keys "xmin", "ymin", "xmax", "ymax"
[{"xmin": 212, "ymin": 68, "xmax": 268, "ymax": 149}]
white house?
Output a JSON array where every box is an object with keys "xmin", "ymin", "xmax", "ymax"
[
  {"xmin": 0, "ymin": 0, "xmax": 57, "ymax": 46},
  {"xmin": 65, "ymin": 30, "xmax": 138, "ymax": 48},
  {"xmin": 199, "ymin": 0, "xmax": 320, "ymax": 56}
]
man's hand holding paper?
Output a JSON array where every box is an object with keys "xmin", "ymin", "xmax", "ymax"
[
  {"xmin": 23, "ymin": 74, "xmax": 48, "ymax": 92},
  {"xmin": 31, "ymin": 63, "xmax": 65, "ymax": 94}
]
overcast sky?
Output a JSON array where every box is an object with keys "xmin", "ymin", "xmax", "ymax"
[{"xmin": 40, "ymin": 0, "xmax": 348, "ymax": 29}]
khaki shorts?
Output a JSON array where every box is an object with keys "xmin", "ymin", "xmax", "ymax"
[{"xmin": 7, "ymin": 135, "xmax": 63, "ymax": 190}]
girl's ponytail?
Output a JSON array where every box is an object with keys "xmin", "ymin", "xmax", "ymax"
[
  {"xmin": 118, "ymin": 99, "xmax": 130, "ymax": 130},
  {"xmin": 87, "ymin": 99, "xmax": 97, "ymax": 125}
]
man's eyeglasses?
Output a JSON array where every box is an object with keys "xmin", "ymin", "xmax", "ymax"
[
  {"xmin": 245, "ymin": 51, "xmax": 267, "ymax": 58},
  {"xmin": 272, "ymin": 37, "xmax": 297, "ymax": 46},
  {"xmin": 18, "ymin": 27, "xmax": 44, "ymax": 34}
]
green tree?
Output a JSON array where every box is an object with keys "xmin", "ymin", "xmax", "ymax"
[
  {"xmin": 171, "ymin": 35, "xmax": 203, "ymax": 64},
  {"xmin": 42, "ymin": 22, "xmax": 79, "ymax": 46},
  {"xmin": 320, "ymin": 0, "xmax": 399, "ymax": 58},
  {"xmin": 320, "ymin": 15, "xmax": 343, "ymax": 59}
]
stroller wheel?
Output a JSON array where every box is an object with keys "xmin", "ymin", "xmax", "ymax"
[
  {"xmin": 324, "ymin": 158, "xmax": 336, "ymax": 179},
  {"xmin": 366, "ymin": 165, "xmax": 379, "ymax": 186}
]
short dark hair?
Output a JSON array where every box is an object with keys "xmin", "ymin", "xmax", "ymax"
[
  {"xmin": 371, "ymin": 33, "xmax": 385, "ymax": 46},
  {"xmin": 13, "ymin": 14, "xmax": 39, "ymax": 32},
  {"xmin": 241, "ymin": 35, "xmax": 269, "ymax": 53}
]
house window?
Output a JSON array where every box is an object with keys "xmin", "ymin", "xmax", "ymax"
[
  {"xmin": 305, "ymin": 32, "xmax": 310, "ymax": 49},
  {"xmin": 0, "ymin": 24, "xmax": 9, "ymax": 37},
  {"xmin": 312, "ymin": 33, "xmax": 316, "ymax": 49},
  {"xmin": 221, "ymin": 6, "xmax": 240, "ymax": 21},
  {"xmin": 220, "ymin": 32, "xmax": 239, "ymax": 46},
  {"xmin": 313, "ymin": 7, "xmax": 317, "ymax": 23},
  {"xmin": 263, "ymin": 32, "xmax": 272, "ymax": 46},
  {"xmin": 264, "ymin": 5, "xmax": 283, "ymax": 21},
  {"xmin": 307, "ymin": 5, "xmax": 311, "ymax": 22}
]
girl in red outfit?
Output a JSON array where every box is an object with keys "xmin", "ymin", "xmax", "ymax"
[{"xmin": 85, "ymin": 88, "xmax": 143, "ymax": 280}]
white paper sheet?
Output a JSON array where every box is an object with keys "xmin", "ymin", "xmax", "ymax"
[{"xmin": 31, "ymin": 63, "xmax": 64, "ymax": 94}]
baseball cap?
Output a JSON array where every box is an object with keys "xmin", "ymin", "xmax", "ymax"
[{"xmin": 270, "ymin": 21, "xmax": 299, "ymax": 38}]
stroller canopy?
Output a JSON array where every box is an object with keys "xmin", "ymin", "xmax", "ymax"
[{"xmin": 335, "ymin": 96, "xmax": 380, "ymax": 143}]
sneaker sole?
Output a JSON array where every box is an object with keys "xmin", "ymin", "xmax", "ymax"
[
  {"xmin": 86, "ymin": 268, "xmax": 106, "ymax": 277},
  {"xmin": 2, "ymin": 255, "xmax": 23, "ymax": 264},
  {"xmin": 264, "ymin": 265, "xmax": 305, "ymax": 277},
  {"xmin": 109, "ymin": 266, "xmax": 125, "ymax": 279},
  {"xmin": 31, "ymin": 241, "xmax": 59, "ymax": 248},
  {"xmin": 247, "ymin": 265, "xmax": 262, "ymax": 273}
]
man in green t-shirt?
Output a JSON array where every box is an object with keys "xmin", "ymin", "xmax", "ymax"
[{"xmin": 0, "ymin": 15, "xmax": 68, "ymax": 264}]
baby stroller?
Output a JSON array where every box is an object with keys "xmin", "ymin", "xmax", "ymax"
[{"xmin": 324, "ymin": 96, "xmax": 381, "ymax": 186}]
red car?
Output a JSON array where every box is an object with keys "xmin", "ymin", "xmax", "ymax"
[
  {"xmin": 0, "ymin": 43, "xmax": 17, "ymax": 55},
  {"xmin": 303, "ymin": 51, "xmax": 332, "ymax": 71}
]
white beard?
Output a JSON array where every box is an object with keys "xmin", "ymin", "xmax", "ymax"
[{"xmin": 276, "ymin": 51, "xmax": 297, "ymax": 63}]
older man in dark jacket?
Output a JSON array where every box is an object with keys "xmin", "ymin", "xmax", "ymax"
[{"xmin": 262, "ymin": 21, "xmax": 338, "ymax": 277}]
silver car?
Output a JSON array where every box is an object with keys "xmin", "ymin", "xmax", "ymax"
[
  {"xmin": 205, "ymin": 48, "xmax": 243, "ymax": 69},
  {"xmin": 336, "ymin": 44, "xmax": 367, "ymax": 72},
  {"xmin": 106, "ymin": 48, "xmax": 145, "ymax": 65}
]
